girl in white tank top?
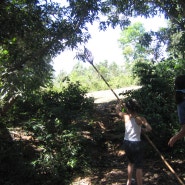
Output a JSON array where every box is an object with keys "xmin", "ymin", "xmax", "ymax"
[
  {"xmin": 116, "ymin": 99, "xmax": 152, "ymax": 185},
  {"xmin": 124, "ymin": 117, "xmax": 141, "ymax": 141}
]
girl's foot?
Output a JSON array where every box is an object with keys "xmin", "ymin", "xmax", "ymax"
[{"xmin": 126, "ymin": 178, "xmax": 135, "ymax": 185}]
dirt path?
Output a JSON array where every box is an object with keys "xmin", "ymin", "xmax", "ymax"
[
  {"xmin": 86, "ymin": 86, "xmax": 141, "ymax": 103},
  {"xmin": 71, "ymin": 99, "xmax": 185, "ymax": 185}
]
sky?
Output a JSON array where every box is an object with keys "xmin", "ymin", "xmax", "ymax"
[{"xmin": 53, "ymin": 15, "xmax": 167, "ymax": 75}]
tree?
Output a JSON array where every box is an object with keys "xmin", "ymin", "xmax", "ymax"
[
  {"xmin": 1, "ymin": 0, "xmax": 185, "ymax": 114},
  {"xmin": 110, "ymin": 0, "xmax": 185, "ymax": 60},
  {"xmin": 0, "ymin": 0, "xmax": 94, "ymax": 114},
  {"xmin": 119, "ymin": 22, "xmax": 148, "ymax": 62},
  {"xmin": 118, "ymin": 22, "xmax": 168, "ymax": 63}
]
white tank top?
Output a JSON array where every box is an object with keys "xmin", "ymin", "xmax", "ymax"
[{"xmin": 124, "ymin": 117, "xmax": 141, "ymax": 141}]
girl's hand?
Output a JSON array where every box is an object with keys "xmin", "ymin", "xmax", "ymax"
[{"xmin": 168, "ymin": 136, "xmax": 177, "ymax": 147}]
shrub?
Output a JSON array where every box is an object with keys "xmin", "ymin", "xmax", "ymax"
[
  {"xmin": 121, "ymin": 59, "xmax": 183, "ymax": 155},
  {"xmin": 4, "ymin": 81, "xmax": 94, "ymax": 184}
]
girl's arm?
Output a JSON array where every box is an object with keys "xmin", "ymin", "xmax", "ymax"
[
  {"xmin": 115, "ymin": 101, "xmax": 126, "ymax": 118},
  {"xmin": 168, "ymin": 124, "xmax": 185, "ymax": 147},
  {"xmin": 139, "ymin": 117, "xmax": 152, "ymax": 132}
]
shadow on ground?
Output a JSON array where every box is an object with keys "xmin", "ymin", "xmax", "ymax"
[{"xmin": 71, "ymin": 100, "xmax": 185, "ymax": 185}]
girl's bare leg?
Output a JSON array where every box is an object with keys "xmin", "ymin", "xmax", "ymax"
[
  {"xmin": 127, "ymin": 163, "xmax": 134, "ymax": 185},
  {"xmin": 136, "ymin": 168, "xmax": 143, "ymax": 185}
]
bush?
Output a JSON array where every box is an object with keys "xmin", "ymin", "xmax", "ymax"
[
  {"xmin": 3, "ymin": 81, "xmax": 95, "ymax": 184},
  {"xmin": 122, "ymin": 59, "xmax": 184, "ymax": 156}
]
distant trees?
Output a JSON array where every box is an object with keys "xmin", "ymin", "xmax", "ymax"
[{"xmin": 54, "ymin": 60, "xmax": 138, "ymax": 92}]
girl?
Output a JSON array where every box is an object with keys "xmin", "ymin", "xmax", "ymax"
[{"xmin": 116, "ymin": 99, "xmax": 152, "ymax": 185}]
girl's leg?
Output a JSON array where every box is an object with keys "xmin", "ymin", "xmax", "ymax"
[
  {"xmin": 127, "ymin": 163, "xmax": 134, "ymax": 185},
  {"xmin": 136, "ymin": 168, "xmax": 143, "ymax": 185}
]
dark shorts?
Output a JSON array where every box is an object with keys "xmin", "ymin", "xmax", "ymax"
[{"xmin": 123, "ymin": 140, "xmax": 144, "ymax": 169}]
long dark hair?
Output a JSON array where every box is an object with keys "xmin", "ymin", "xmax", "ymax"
[
  {"xmin": 175, "ymin": 75, "xmax": 185, "ymax": 104},
  {"xmin": 125, "ymin": 98, "xmax": 141, "ymax": 113}
]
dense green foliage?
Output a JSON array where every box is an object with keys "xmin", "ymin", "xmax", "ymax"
[
  {"xmin": 54, "ymin": 61, "xmax": 138, "ymax": 92},
  {"xmin": 120, "ymin": 59, "xmax": 185, "ymax": 155},
  {"xmin": 1, "ymin": 81, "xmax": 95, "ymax": 184}
]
